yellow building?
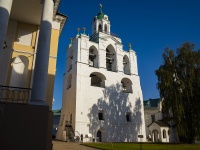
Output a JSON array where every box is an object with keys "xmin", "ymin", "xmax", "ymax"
[
  {"xmin": 0, "ymin": 0, "xmax": 66, "ymax": 109},
  {"xmin": 0, "ymin": 0, "xmax": 67, "ymax": 150}
]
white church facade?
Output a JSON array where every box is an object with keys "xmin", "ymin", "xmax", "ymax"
[{"xmin": 56, "ymin": 5, "xmax": 146, "ymax": 142}]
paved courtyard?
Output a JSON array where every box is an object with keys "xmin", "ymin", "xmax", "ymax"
[{"xmin": 53, "ymin": 140, "xmax": 98, "ymax": 150}]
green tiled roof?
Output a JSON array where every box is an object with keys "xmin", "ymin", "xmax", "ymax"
[
  {"xmin": 52, "ymin": 109, "xmax": 61, "ymax": 116},
  {"xmin": 143, "ymin": 98, "xmax": 160, "ymax": 108},
  {"xmin": 97, "ymin": 12, "xmax": 105, "ymax": 20}
]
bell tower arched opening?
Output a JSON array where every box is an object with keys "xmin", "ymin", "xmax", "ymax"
[
  {"xmin": 98, "ymin": 24, "xmax": 102, "ymax": 32},
  {"xmin": 90, "ymin": 72, "xmax": 106, "ymax": 88},
  {"xmin": 104, "ymin": 24, "xmax": 107, "ymax": 33},
  {"xmin": 106, "ymin": 45, "xmax": 116, "ymax": 72},
  {"xmin": 123, "ymin": 55, "xmax": 130, "ymax": 75},
  {"xmin": 89, "ymin": 46, "xmax": 98, "ymax": 68},
  {"xmin": 121, "ymin": 78, "xmax": 133, "ymax": 93}
]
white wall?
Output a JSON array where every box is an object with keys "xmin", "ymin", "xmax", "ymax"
[{"xmin": 57, "ymin": 33, "xmax": 146, "ymax": 142}]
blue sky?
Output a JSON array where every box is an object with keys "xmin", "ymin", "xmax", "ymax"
[{"xmin": 52, "ymin": 0, "xmax": 200, "ymax": 110}]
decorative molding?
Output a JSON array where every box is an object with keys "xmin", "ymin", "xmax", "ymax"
[
  {"xmin": 13, "ymin": 49, "xmax": 35, "ymax": 55},
  {"xmin": 49, "ymin": 55, "xmax": 57, "ymax": 59}
]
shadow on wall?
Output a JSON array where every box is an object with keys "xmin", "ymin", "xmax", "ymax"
[
  {"xmin": 1, "ymin": 57, "xmax": 55, "ymax": 109},
  {"xmin": 87, "ymin": 83, "xmax": 142, "ymax": 142}
]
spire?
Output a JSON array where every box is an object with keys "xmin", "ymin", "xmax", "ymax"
[
  {"xmin": 129, "ymin": 43, "xmax": 132, "ymax": 50},
  {"xmin": 100, "ymin": 4, "xmax": 103, "ymax": 13},
  {"xmin": 83, "ymin": 27, "xmax": 86, "ymax": 35},
  {"xmin": 97, "ymin": 4, "xmax": 105, "ymax": 20}
]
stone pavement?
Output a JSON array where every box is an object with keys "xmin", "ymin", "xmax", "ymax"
[{"xmin": 52, "ymin": 140, "xmax": 99, "ymax": 150}]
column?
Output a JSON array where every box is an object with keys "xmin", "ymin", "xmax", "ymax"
[
  {"xmin": 30, "ymin": 0, "xmax": 53, "ymax": 104},
  {"xmin": 96, "ymin": 22, "xmax": 98, "ymax": 32},
  {"xmin": 0, "ymin": 0, "xmax": 13, "ymax": 52},
  {"xmin": 152, "ymin": 132, "xmax": 154, "ymax": 142},
  {"xmin": 0, "ymin": 0, "xmax": 13, "ymax": 85}
]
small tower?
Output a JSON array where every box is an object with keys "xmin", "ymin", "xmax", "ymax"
[
  {"xmin": 92, "ymin": 4, "xmax": 110, "ymax": 34},
  {"xmin": 56, "ymin": 5, "xmax": 146, "ymax": 142}
]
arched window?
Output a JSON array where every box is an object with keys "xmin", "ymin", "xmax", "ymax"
[
  {"xmin": 67, "ymin": 74, "xmax": 72, "ymax": 89},
  {"xmin": 98, "ymin": 24, "xmax": 102, "ymax": 32},
  {"xmin": 90, "ymin": 72, "xmax": 106, "ymax": 88},
  {"xmin": 10, "ymin": 56, "xmax": 29, "ymax": 88},
  {"xmin": 89, "ymin": 46, "xmax": 98, "ymax": 68},
  {"xmin": 106, "ymin": 45, "xmax": 116, "ymax": 72},
  {"xmin": 68, "ymin": 49, "xmax": 73, "ymax": 72},
  {"xmin": 163, "ymin": 129, "xmax": 166, "ymax": 138},
  {"xmin": 123, "ymin": 55, "xmax": 130, "ymax": 75},
  {"xmin": 121, "ymin": 78, "xmax": 133, "ymax": 93},
  {"xmin": 104, "ymin": 24, "xmax": 107, "ymax": 33}
]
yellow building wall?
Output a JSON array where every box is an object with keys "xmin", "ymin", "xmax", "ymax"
[
  {"xmin": 6, "ymin": 22, "xmax": 38, "ymax": 87},
  {"xmin": 7, "ymin": 52, "xmax": 34, "ymax": 88},
  {"xmin": 13, "ymin": 23, "xmax": 37, "ymax": 53},
  {"xmin": 46, "ymin": 29, "xmax": 60, "ymax": 109},
  {"xmin": 6, "ymin": 21, "xmax": 60, "ymax": 110}
]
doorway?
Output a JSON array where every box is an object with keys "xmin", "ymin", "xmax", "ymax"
[
  {"xmin": 97, "ymin": 130, "xmax": 102, "ymax": 142},
  {"xmin": 153, "ymin": 130, "xmax": 159, "ymax": 142}
]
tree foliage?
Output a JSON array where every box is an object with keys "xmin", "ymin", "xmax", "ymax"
[{"xmin": 155, "ymin": 42, "xmax": 200, "ymax": 143}]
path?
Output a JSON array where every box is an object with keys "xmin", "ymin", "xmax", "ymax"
[{"xmin": 53, "ymin": 140, "xmax": 99, "ymax": 150}]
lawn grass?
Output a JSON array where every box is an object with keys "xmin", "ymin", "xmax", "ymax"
[{"xmin": 82, "ymin": 143, "xmax": 200, "ymax": 150}]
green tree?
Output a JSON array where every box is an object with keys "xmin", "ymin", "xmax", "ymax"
[{"xmin": 155, "ymin": 42, "xmax": 200, "ymax": 143}]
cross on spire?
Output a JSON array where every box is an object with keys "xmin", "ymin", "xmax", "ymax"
[{"xmin": 100, "ymin": 4, "xmax": 103, "ymax": 13}]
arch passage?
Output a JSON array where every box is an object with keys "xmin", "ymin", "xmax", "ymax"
[
  {"xmin": 90, "ymin": 72, "xmax": 106, "ymax": 88},
  {"xmin": 121, "ymin": 78, "xmax": 133, "ymax": 93}
]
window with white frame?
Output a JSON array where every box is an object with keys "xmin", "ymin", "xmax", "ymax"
[{"xmin": 163, "ymin": 129, "xmax": 166, "ymax": 138}]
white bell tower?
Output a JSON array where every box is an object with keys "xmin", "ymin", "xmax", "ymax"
[
  {"xmin": 56, "ymin": 4, "xmax": 146, "ymax": 143},
  {"xmin": 92, "ymin": 4, "xmax": 110, "ymax": 34}
]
